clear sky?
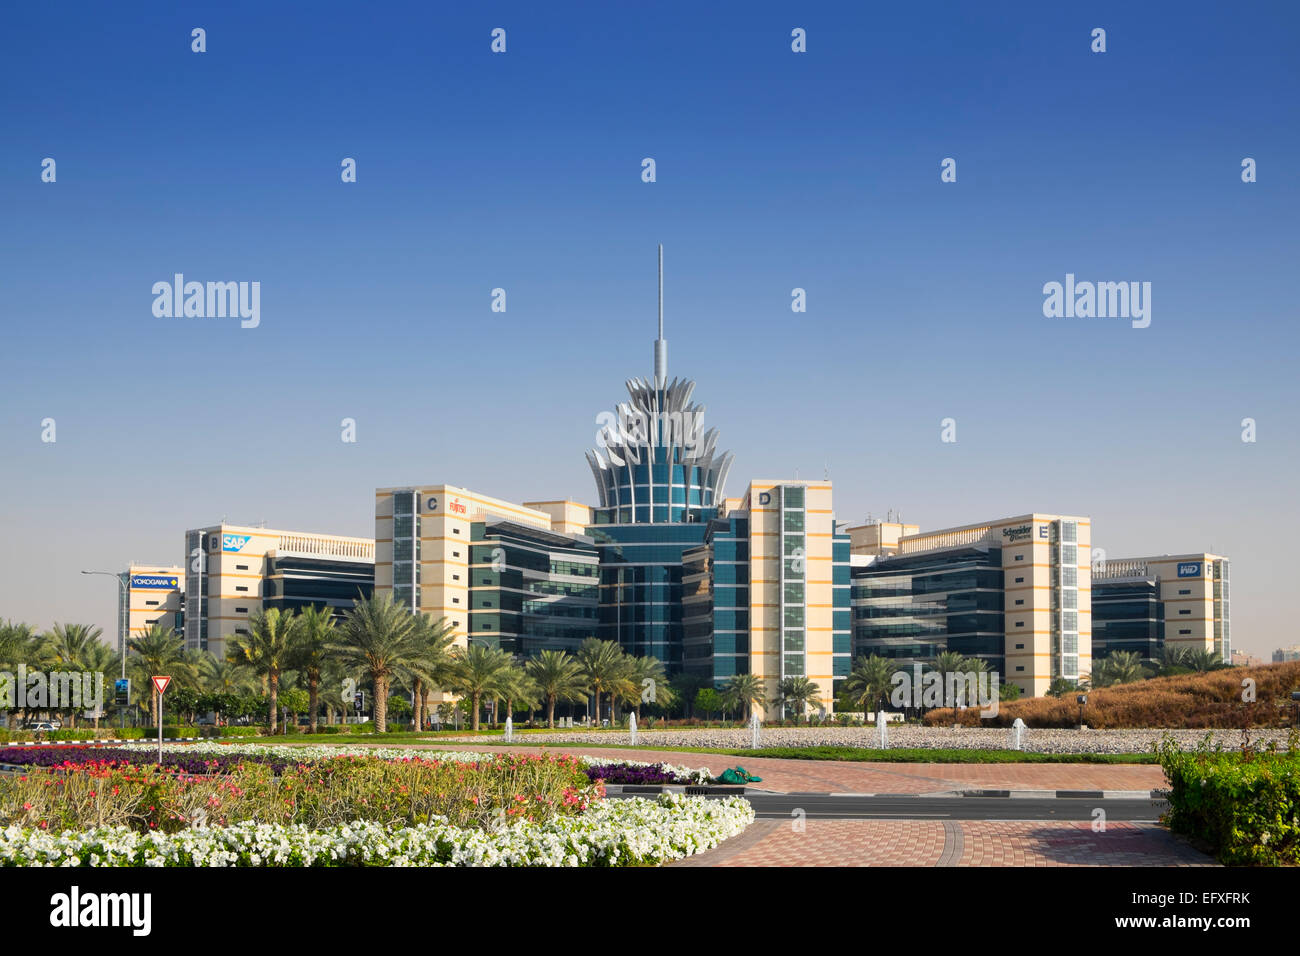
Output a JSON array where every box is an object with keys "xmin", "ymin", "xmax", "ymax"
[{"xmin": 1, "ymin": 1, "xmax": 1296, "ymax": 657}]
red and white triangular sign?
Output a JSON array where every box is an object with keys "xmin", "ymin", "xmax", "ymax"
[{"xmin": 151, "ymin": 675, "xmax": 172, "ymax": 695}]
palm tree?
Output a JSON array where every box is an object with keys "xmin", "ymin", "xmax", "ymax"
[
  {"xmin": 721, "ymin": 672, "xmax": 767, "ymax": 723},
  {"xmin": 929, "ymin": 650, "xmax": 967, "ymax": 709},
  {"xmin": 227, "ymin": 608, "xmax": 298, "ymax": 733},
  {"xmin": 39, "ymin": 623, "xmax": 104, "ymax": 728},
  {"xmin": 289, "ymin": 604, "xmax": 338, "ymax": 734},
  {"xmin": 778, "ymin": 676, "xmax": 822, "ymax": 722},
  {"xmin": 615, "ymin": 655, "xmax": 668, "ymax": 720},
  {"xmin": 526, "ymin": 650, "xmax": 589, "ymax": 729},
  {"xmin": 444, "ymin": 643, "xmax": 511, "ymax": 731},
  {"xmin": 127, "ymin": 623, "xmax": 189, "ymax": 726},
  {"xmin": 1094, "ymin": 650, "xmax": 1146, "ymax": 687},
  {"xmin": 407, "ymin": 614, "xmax": 457, "ymax": 731},
  {"xmin": 329, "ymin": 594, "xmax": 419, "ymax": 733},
  {"xmin": 842, "ymin": 655, "xmax": 896, "ymax": 716},
  {"xmin": 577, "ymin": 638, "xmax": 626, "ymax": 725},
  {"xmin": 79, "ymin": 639, "xmax": 119, "ymax": 728},
  {"xmin": 497, "ymin": 663, "xmax": 540, "ymax": 723},
  {"xmin": 1185, "ymin": 648, "xmax": 1229, "ymax": 674}
]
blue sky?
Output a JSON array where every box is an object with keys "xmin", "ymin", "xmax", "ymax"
[{"xmin": 1, "ymin": 1, "xmax": 1297, "ymax": 656}]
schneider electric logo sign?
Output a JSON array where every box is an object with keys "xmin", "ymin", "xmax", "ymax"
[
  {"xmin": 130, "ymin": 575, "xmax": 178, "ymax": 590},
  {"xmin": 1177, "ymin": 562, "xmax": 1203, "ymax": 578},
  {"xmin": 220, "ymin": 534, "xmax": 252, "ymax": 553},
  {"xmin": 1001, "ymin": 524, "xmax": 1033, "ymax": 542}
]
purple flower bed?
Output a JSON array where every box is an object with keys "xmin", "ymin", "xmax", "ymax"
[
  {"xmin": 583, "ymin": 762, "xmax": 693, "ymax": 785},
  {"xmin": 0, "ymin": 747, "xmax": 296, "ymax": 775}
]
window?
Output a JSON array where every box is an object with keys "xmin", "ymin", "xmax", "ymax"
[
  {"xmin": 236, "ymin": 586, "xmax": 248, "ymax": 592},
  {"xmin": 1015, "ymin": 643, "xmax": 1024, "ymax": 650},
  {"xmin": 1179, "ymin": 609, "xmax": 1190, "ymax": 615},
  {"xmin": 1178, "ymin": 588, "xmax": 1190, "ymax": 595},
  {"xmin": 1015, "ymin": 554, "xmax": 1024, "ymax": 562},
  {"xmin": 453, "ymin": 551, "xmax": 460, "ymax": 558},
  {"xmin": 1015, "ymin": 621, "xmax": 1024, "ymax": 627},
  {"xmin": 1014, "ymin": 599, "xmax": 1024, "ymax": 606},
  {"xmin": 453, "ymin": 528, "xmax": 461, "ymax": 535},
  {"xmin": 452, "ymin": 574, "xmax": 460, "ymax": 581},
  {"xmin": 452, "ymin": 597, "xmax": 460, "ymax": 604},
  {"xmin": 1179, "ymin": 628, "xmax": 1191, "ymax": 635},
  {"xmin": 1015, "ymin": 577, "xmax": 1024, "ymax": 583},
  {"xmin": 146, "ymin": 600, "xmax": 159, "ymax": 606},
  {"xmin": 1016, "ymin": 666, "xmax": 1024, "ymax": 672}
]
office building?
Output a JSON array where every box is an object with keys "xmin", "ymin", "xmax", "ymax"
[
  {"xmin": 852, "ymin": 514, "xmax": 1092, "ymax": 696},
  {"xmin": 119, "ymin": 566, "xmax": 185, "ymax": 654},
  {"xmin": 1093, "ymin": 554, "xmax": 1231, "ymax": 663},
  {"xmin": 182, "ymin": 524, "xmax": 374, "ymax": 656}
]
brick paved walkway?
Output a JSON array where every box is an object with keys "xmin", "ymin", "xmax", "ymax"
[{"xmin": 670, "ymin": 820, "xmax": 1215, "ymax": 867}]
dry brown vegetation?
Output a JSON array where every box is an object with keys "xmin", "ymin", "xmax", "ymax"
[{"xmin": 924, "ymin": 661, "xmax": 1300, "ymax": 729}]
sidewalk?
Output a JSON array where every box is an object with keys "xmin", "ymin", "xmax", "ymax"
[{"xmin": 669, "ymin": 819, "xmax": 1215, "ymax": 867}]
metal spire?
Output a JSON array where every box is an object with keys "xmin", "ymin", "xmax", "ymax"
[{"xmin": 654, "ymin": 244, "xmax": 667, "ymax": 387}]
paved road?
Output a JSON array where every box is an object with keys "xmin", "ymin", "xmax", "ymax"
[
  {"xmin": 740, "ymin": 793, "xmax": 1163, "ymax": 821},
  {"xmin": 611, "ymin": 790, "xmax": 1165, "ymax": 821}
]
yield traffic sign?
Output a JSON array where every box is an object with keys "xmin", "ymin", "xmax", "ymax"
[{"xmin": 151, "ymin": 675, "xmax": 172, "ymax": 695}]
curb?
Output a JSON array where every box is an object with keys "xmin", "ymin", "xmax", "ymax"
[
  {"xmin": 3, "ymin": 737, "xmax": 217, "ymax": 747},
  {"xmin": 605, "ymin": 784, "xmax": 748, "ymax": 796},
  {"xmin": 957, "ymin": 788, "xmax": 1164, "ymax": 799}
]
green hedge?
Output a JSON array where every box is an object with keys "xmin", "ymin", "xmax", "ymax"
[
  {"xmin": 219, "ymin": 727, "xmax": 263, "ymax": 738},
  {"xmin": 1158, "ymin": 735, "xmax": 1300, "ymax": 865},
  {"xmin": 313, "ymin": 726, "xmax": 341, "ymax": 735},
  {"xmin": 113, "ymin": 728, "xmax": 147, "ymax": 740}
]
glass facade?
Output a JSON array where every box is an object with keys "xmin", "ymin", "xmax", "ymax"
[
  {"xmin": 263, "ymin": 556, "xmax": 374, "ymax": 619},
  {"xmin": 851, "ymin": 546, "xmax": 1005, "ymax": 670},
  {"xmin": 468, "ymin": 521, "xmax": 600, "ymax": 658},
  {"xmin": 588, "ymin": 522, "xmax": 709, "ymax": 668},
  {"xmin": 1093, "ymin": 577, "xmax": 1163, "ymax": 659},
  {"xmin": 391, "ymin": 490, "xmax": 420, "ymax": 612},
  {"xmin": 681, "ymin": 515, "xmax": 751, "ymax": 684}
]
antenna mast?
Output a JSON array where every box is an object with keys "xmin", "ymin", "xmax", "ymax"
[{"xmin": 654, "ymin": 244, "xmax": 667, "ymax": 387}]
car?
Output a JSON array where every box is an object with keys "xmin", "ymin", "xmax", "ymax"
[{"xmin": 27, "ymin": 721, "xmax": 61, "ymax": 732}]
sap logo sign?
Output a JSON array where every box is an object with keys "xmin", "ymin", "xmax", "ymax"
[
  {"xmin": 758, "ymin": 492, "xmax": 772, "ymax": 505},
  {"xmin": 222, "ymin": 534, "xmax": 252, "ymax": 553},
  {"xmin": 1177, "ymin": 562, "xmax": 1202, "ymax": 578}
]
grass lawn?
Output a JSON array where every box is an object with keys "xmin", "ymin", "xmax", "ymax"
[{"xmin": 234, "ymin": 735, "xmax": 1157, "ymax": 764}]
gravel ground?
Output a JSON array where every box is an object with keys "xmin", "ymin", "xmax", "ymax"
[{"xmin": 438, "ymin": 726, "xmax": 1296, "ymax": 755}]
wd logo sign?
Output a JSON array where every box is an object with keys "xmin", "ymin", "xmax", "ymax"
[{"xmin": 1177, "ymin": 562, "xmax": 1202, "ymax": 578}]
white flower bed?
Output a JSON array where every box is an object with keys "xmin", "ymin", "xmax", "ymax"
[
  {"xmin": 0, "ymin": 794, "xmax": 752, "ymax": 867},
  {"xmin": 158, "ymin": 742, "xmax": 714, "ymax": 783}
]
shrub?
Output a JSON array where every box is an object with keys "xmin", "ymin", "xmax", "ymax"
[
  {"xmin": 924, "ymin": 660, "xmax": 1300, "ymax": 729},
  {"xmin": 113, "ymin": 728, "xmax": 147, "ymax": 740},
  {"xmin": 0, "ymin": 751, "xmax": 601, "ymax": 834},
  {"xmin": 161, "ymin": 726, "xmax": 199, "ymax": 739},
  {"xmin": 313, "ymin": 726, "xmax": 340, "ymax": 734},
  {"xmin": 1158, "ymin": 733, "xmax": 1300, "ymax": 865},
  {"xmin": 219, "ymin": 727, "xmax": 262, "ymax": 738}
]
